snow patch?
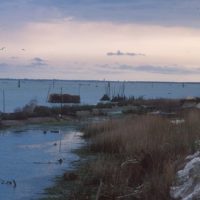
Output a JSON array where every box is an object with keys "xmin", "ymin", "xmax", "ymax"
[
  {"xmin": 171, "ymin": 151, "xmax": 200, "ymax": 200},
  {"xmin": 171, "ymin": 119, "xmax": 185, "ymax": 125}
]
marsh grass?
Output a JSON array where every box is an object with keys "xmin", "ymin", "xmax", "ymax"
[{"xmin": 76, "ymin": 110, "xmax": 200, "ymax": 200}]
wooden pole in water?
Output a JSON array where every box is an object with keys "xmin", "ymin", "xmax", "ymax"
[
  {"xmin": 2, "ymin": 89, "xmax": 5, "ymax": 113},
  {"xmin": 59, "ymin": 130, "xmax": 62, "ymax": 153},
  {"xmin": 46, "ymin": 85, "xmax": 51, "ymax": 103},
  {"xmin": 60, "ymin": 87, "xmax": 63, "ymax": 115},
  {"xmin": 52, "ymin": 79, "xmax": 55, "ymax": 88},
  {"xmin": 122, "ymin": 81, "xmax": 125, "ymax": 97},
  {"xmin": 78, "ymin": 83, "xmax": 81, "ymax": 96},
  {"xmin": 108, "ymin": 82, "xmax": 110, "ymax": 99},
  {"xmin": 18, "ymin": 80, "xmax": 21, "ymax": 88}
]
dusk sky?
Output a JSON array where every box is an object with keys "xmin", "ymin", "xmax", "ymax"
[{"xmin": 1, "ymin": 0, "xmax": 200, "ymax": 81}]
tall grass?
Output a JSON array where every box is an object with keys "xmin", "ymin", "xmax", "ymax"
[{"xmin": 75, "ymin": 110, "xmax": 200, "ymax": 200}]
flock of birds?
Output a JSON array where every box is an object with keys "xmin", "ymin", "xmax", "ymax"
[{"xmin": 0, "ymin": 47, "xmax": 25, "ymax": 51}]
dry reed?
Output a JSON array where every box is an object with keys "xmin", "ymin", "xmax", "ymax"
[{"xmin": 72, "ymin": 109, "xmax": 200, "ymax": 200}]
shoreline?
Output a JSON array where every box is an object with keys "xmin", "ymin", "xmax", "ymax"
[
  {"xmin": 0, "ymin": 116, "xmax": 74, "ymax": 127},
  {"xmin": 39, "ymin": 108, "xmax": 200, "ymax": 200},
  {"xmin": 0, "ymin": 118, "xmax": 84, "ymax": 200},
  {"xmin": 1, "ymin": 101, "xmax": 200, "ymax": 199}
]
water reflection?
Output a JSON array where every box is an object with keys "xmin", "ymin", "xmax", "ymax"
[{"xmin": 0, "ymin": 125, "xmax": 83, "ymax": 200}]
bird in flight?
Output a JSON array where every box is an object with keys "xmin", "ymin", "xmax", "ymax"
[
  {"xmin": 21, "ymin": 49, "xmax": 25, "ymax": 51},
  {"xmin": 0, "ymin": 47, "xmax": 5, "ymax": 51}
]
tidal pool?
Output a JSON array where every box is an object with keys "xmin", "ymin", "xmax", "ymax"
[{"xmin": 0, "ymin": 125, "xmax": 83, "ymax": 200}]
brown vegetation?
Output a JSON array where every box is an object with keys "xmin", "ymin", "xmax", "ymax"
[{"xmin": 69, "ymin": 109, "xmax": 200, "ymax": 200}]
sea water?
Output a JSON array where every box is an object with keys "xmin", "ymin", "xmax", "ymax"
[
  {"xmin": 0, "ymin": 125, "xmax": 83, "ymax": 200},
  {"xmin": 0, "ymin": 79, "xmax": 200, "ymax": 112}
]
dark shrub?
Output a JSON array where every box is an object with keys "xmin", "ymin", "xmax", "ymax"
[{"xmin": 34, "ymin": 106, "xmax": 52, "ymax": 117}]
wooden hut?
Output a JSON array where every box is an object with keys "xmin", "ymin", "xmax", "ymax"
[{"xmin": 48, "ymin": 93, "xmax": 80, "ymax": 103}]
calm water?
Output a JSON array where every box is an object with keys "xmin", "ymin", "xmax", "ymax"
[
  {"xmin": 0, "ymin": 125, "xmax": 83, "ymax": 200},
  {"xmin": 1, "ymin": 79, "xmax": 200, "ymax": 112}
]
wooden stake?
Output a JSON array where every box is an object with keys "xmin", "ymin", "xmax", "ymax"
[{"xmin": 3, "ymin": 89, "xmax": 5, "ymax": 113}]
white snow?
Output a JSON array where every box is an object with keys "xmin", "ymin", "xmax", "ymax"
[
  {"xmin": 171, "ymin": 151, "xmax": 200, "ymax": 200},
  {"xmin": 186, "ymin": 152, "xmax": 200, "ymax": 161},
  {"xmin": 171, "ymin": 119, "xmax": 185, "ymax": 125},
  {"xmin": 186, "ymin": 96, "xmax": 196, "ymax": 100}
]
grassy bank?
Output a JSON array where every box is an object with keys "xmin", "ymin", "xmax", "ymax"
[
  {"xmin": 41, "ymin": 109, "xmax": 200, "ymax": 200},
  {"xmin": 0, "ymin": 98, "xmax": 182, "ymax": 121},
  {"xmin": 0, "ymin": 98, "xmax": 183, "ymax": 130}
]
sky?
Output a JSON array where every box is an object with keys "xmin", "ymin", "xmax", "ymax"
[{"xmin": 1, "ymin": 0, "xmax": 200, "ymax": 81}]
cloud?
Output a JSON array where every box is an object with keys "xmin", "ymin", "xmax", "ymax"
[
  {"xmin": 30, "ymin": 57, "xmax": 47, "ymax": 67},
  {"xmin": 10, "ymin": 56, "xmax": 18, "ymax": 60},
  {"xmin": 38, "ymin": 0, "xmax": 200, "ymax": 27},
  {"xmin": 1, "ymin": 0, "xmax": 200, "ymax": 28},
  {"xmin": 119, "ymin": 65, "xmax": 200, "ymax": 75},
  {"xmin": 0, "ymin": 60, "xmax": 92, "ymax": 79},
  {"xmin": 107, "ymin": 50, "xmax": 145, "ymax": 57},
  {"xmin": 0, "ymin": 63, "xmax": 9, "ymax": 72},
  {"xmin": 33, "ymin": 57, "xmax": 44, "ymax": 63},
  {"xmin": 0, "ymin": 63, "xmax": 17, "ymax": 74},
  {"xmin": 0, "ymin": 63, "xmax": 8, "ymax": 67},
  {"xmin": 97, "ymin": 64, "xmax": 200, "ymax": 75}
]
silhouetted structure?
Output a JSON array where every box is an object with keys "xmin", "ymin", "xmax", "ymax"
[
  {"xmin": 48, "ymin": 93, "xmax": 80, "ymax": 103},
  {"xmin": 100, "ymin": 94, "xmax": 110, "ymax": 101}
]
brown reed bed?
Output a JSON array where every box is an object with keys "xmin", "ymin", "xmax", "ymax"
[{"xmin": 67, "ymin": 109, "xmax": 200, "ymax": 200}]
